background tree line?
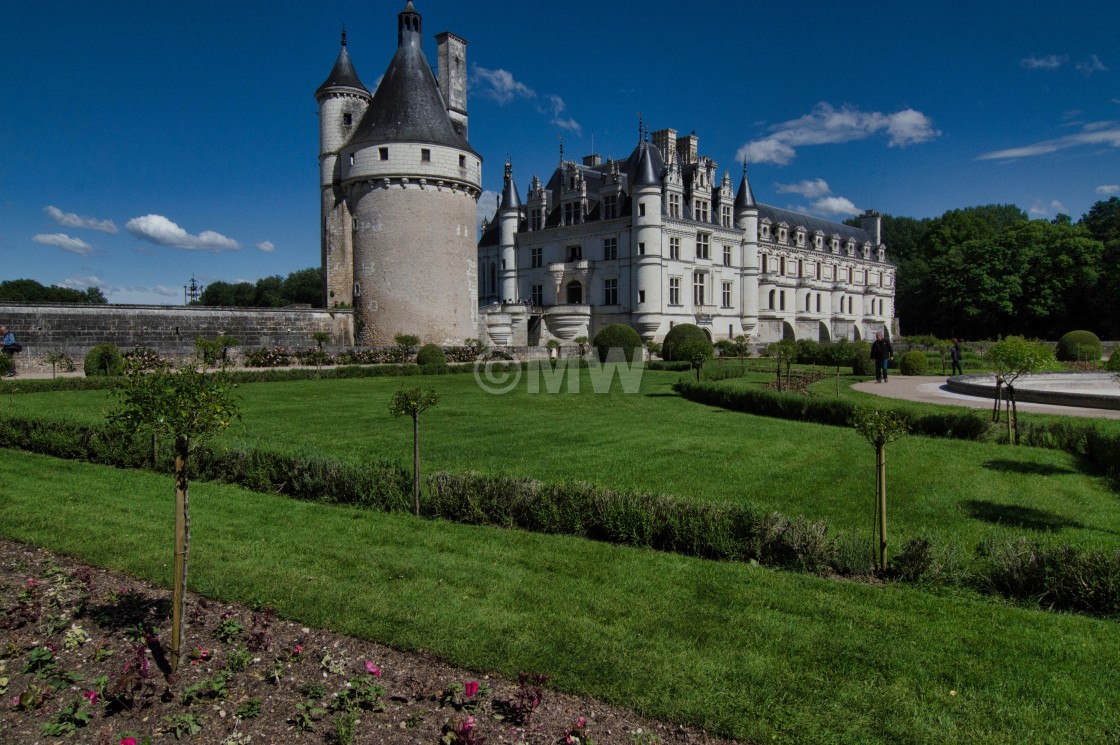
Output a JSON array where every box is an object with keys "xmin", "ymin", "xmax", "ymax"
[
  {"xmin": 858, "ymin": 197, "xmax": 1120, "ymax": 340},
  {"xmin": 196, "ymin": 267, "xmax": 322, "ymax": 308},
  {"xmin": 0, "ymin": 279, "xmax": 107, "ymax": 304}
]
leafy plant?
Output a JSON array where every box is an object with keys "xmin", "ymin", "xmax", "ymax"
[
  {"xmin": 291, "ymin": 701, "xmax": 326, "ymax": 732},
  {"xmin": 224, "ymin": 645, "xmax": 254, "ymax": 673},
  {"xmin": 43, "ymin": 351, "xmax": 75, "ymax": 377},
  {"xmin": 440, "ymin": 714, "xmax": 487, "ymax": 744},
  {"xmin": 180, "ymin": 670, "xmax": 230, "ymax": 705},
  {"xmin": 235, "ymin": 697, "xmax": 262, "ymax": 719},
  {"xmin": 394, "ymin": 333, "xmax": 421, "ymax": 360},
  {"xmin": 389, "ymin": 386, "xmax": 440, "ymax": 516},
  {"xmin": 41, "ymin": 697, "xmax": 92, "ymax": 736},
  {"xmin": 246, "ymin": 607, "xmax": 274, "ymax": 651},
  {"xmin": 496, "ymin": 672, "xmax": 548, "ymax": 726},
  {"xmin": 215, "ymin": 614, "xmax": 245, "ymax": 643},
  {"xmin": 164, "ymin": 712, "xmax": 202, "ymax": 739},
  {"xmin": 661, "ymin": 324, "xmax": 712, "ymax": 381},
  {"xmin": 299, "ymin": 682, "xmax": 326, "ymax": 699},
  {"xmin": 592, "ymin": 324, "xmax": 643, "ymax": 363},
  {"xmin": 83, "ymin": 343, "xmax": 124, "ymax": 377}
]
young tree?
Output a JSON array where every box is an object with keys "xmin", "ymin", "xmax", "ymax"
[
  {"xmin": 764, "ymin": 339, "xmax": 798, "ymax": 391},
  {"xmin": 819, "ymin": 341, "xmax": 854, "ymax": 397},
  {"xmin": 394, "ymin": 334, "xmax": 420, "ymax": 362},
  {"xmin": 110, "ymin": 361, "xmax": 239, "ymax": 672},
  {"xmin": 987, "ymin": 336, "xmax": 1054, "ymax": 444},
  {"xmin": 389, "ymin": 387, "xmax": 439, "ymax": 516},
  {"xmin": 851, "ymin": 408, "xmax": 910, "ymax": 572}
]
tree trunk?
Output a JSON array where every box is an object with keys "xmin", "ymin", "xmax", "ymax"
[
  {"xmin": 413, "ymin": 415, "xmax": 421, "ymax": 517},
  {"xmin": 171, "ymin": 435, "xmax": 190, "ymax": 673},
  {"xmin": 991, "ymin": 379, "xmax": 1002, "ymax": 422},
  {"xmin": 835, "ymin": 367, "xmax": 840, "ymax": 397},
  {"xmin": 151, "ymin": 431, "xmax": 158, "ymax": 468},
  {"xmin": 1008, "ymin": 386, "xmax": 1019, "ymax": 445},
  {"xmin": 877, "ymin": 443, "xmax": 887, "ymax": 572}
]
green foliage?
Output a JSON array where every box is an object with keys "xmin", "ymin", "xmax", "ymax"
[
  {"xmin": 851, "ymin": 408, "xmax": 911, "ymax": 448},
  {"xmin": 899, "ymin": 350, "xmax": 929, "ymax": 376},
  {"xmin": 110, "ymin": 362, "xmax": 240, "ymax": 447},
  {"xmin": 592, "ymin": 323, "xmax": 643, "ymax": 363},
  {"xmin": 389, "ymin": 387, "xmax": 439, "ymax": 419},
  {"xmin": 194, "ymin": 335, "xmax": 239, "ymax": 368},
  {"xmin": 83, "ymin": 343, "xmax": 124, "ymax": 377},
  {"xmin": 198, "ymin": 266, "xmax": 324, "ymax": 308},
  {"xmin": 661, "ymin": 324, "xmax": 712, "ymax": 369},
  {"xmin": 0, "ymin": 354, "xmax": 12, "ymax": 376},
  {"xmin": 979, "ymin": 538, "xmax": 1120, "ymax": 615},
  {"xmin": 0, "ymin": 279, "xmax": 106, "ymax": 304},
  {"xmin": 794, "ymin": 339, "xmax": 821, "ymax": 365},
  {"xmin": 849, "ymin": 341, "xmax": 875, "ymax": 376},
  {"xmin": 394, "ymin": 334, "xmax": 421, "ymax": 358},
  {"xmin": 1055, "ymin": 330, "xmax": 1102, "ymax": 362},
  {"xmin": 1105, "ymin": 350, "xmax": 1120, "ymax": 372},
  {"xmin": 988, "ymin": 337, "xmax": 1054, "ymax": 383},
  {"xmin": 43, "ymin": 352, "xmax": 75, "ymax": 376},
  {"xmin": 415, "ymin": 343, "xmax": 447, "ymax": 367}
]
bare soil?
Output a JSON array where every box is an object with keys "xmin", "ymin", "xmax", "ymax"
[{"xmin": 0, "ymin": 538, "xmax": 740, "ymax": 744}]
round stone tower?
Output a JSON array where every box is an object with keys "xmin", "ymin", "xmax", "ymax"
[
  {"xmin": 734, "ymin": 164, "xmax": 760, "ymax": 337},
  {"xmin": 631, "ymin": 134, "xmax": 665, "ymax": 341},
  {"xmin": 338, "ymin": 1, "xmax": 483, "ymax": 345},
  {"xmin": 316, "ymin": 28, "xmax": 372, "ymax": 309}
]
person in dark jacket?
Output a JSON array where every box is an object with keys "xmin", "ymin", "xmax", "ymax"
[
  {"xmin": 950, "ymin": 338, "xmax": 963, "ymax": 376},
  {"xmin": 1, "ymin": 326, "xmax": 18, "ymax": 377},
  {"xmin": 870, "ymin": 332, "xmax": 893, "ymax": 383}
]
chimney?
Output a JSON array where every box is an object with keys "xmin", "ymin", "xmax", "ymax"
[
  {"xmin": 860, "ymin": 209, "xmax": 882, "ymax": 246},
  {"xmin": 436, "ymin": 32, "xmax": 469, "ymax": 138},
  {"xmin": 582, "ymin": 154, "xmax": 602, "ymax": 167}
]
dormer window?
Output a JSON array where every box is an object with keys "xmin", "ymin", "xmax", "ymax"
[
  {"xmin": 693, "ymin": 199, "xmax": 710, "ymax": 223},
  {"xmin": 814, "ymin": 233, "xmax": 824, "ymax": 250},
  {"xmin": 760, "ymin": 224, "xmax": 771, "ymax": 240},
  {"xmin": 604, "ymin": 194, "xmax": 618, "ymax": 219},
  {"xmin": 795, "ymin": 229, "xmax": 806, "ymax": 247},
  {"xmin": 846, "ymin": 240, "xmax": 856, "ymax": 255},
  {"xmin": 668, "ymin": 193, "xmax": 682, "ymax": 218},
  {"xmin": 778, "ymin": 227, "xmax": 788, "ymax": 242},
  {"xmin": 830, "ymin": 237, "xmax": 840, "ymax": 253}
]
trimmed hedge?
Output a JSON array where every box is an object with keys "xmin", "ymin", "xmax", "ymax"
[
  {"xmin": 850, "ymin": 341, "xmax": 875, "ymax": 376},
  {"xmin": 899, "ymin": 350, "xmax": 929, "ymax": 376},
  {"xmin": 1056, "ymin": 330, "xmax": 1102, "ymax": 362},
  {"xmin": 83, "ymin": 343, "xmax": 124, "ymax": 377},
  {"xmin": 1, "ymin": 413, "xmax": 1118, "ymax": 616},
  {"xmin": 592, "ymin": 324, "xmax": 643, "ymax": 363},
  {"xmin": 673, "ymin": 380, "xmax": 991, "ymax": 440},
  {"xmin": 415, "ymin": 344, "xmax": 447, "ymax": 366}
]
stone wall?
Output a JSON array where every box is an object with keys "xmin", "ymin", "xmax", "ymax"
[{"xmin": 0, "ymin": 303, "xmax": 353, "ymax": 373}]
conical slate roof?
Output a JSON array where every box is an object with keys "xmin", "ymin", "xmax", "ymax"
[
  {"xmin": 316, "ymin": 33, "xmax": 369, "ymax": 97},
  {"xmin": 734, "ymin": 164, "xmax": 756, "ymax": 210},
  {"xmin": 501, "ymin": 162, "xmax": 522, "ymax": 211},
  {"xmin": 629, "ymin": 141, "xmax": 663, "ymax": 187},
  {"xmin": 349, "ymin": 3, "xmax": 476, "ymax": 154}
]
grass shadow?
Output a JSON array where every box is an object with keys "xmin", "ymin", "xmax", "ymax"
[
  {"xmin": 981, "ymin": 459, "xmax": 1077, "ymax": 477},
  {"xmin": 961, "ymin": 499, "xmax": 1083, "ymax": 532}
]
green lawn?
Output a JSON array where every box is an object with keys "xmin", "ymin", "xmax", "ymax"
[
  {"xmin": 5, "ymin": 367, "xmax": 1118, "ymax": 550},
  {"xmin": 1, "ymin": 449, "xmax": 1117, "ymax": 743}
]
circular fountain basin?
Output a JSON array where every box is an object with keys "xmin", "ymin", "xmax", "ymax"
[{"xmin": 946, "ymin": 372, "xmax": 1120, "ymax": 410}]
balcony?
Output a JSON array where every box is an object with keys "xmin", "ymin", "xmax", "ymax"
[{"xmin": 548, "ymin": 260, "xmax": 591, "ymax": 273}]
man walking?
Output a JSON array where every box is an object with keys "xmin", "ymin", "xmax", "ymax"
[
  {"xmin": 1, "ymin": 326, "xmax": 18, "ymax": 377},
  {"xmin": 950, "ymin": 338, "xmax": 963, "ymax": 376},
  {"xmin": 870, "ymin": 332, "xmax": 893, "ymax": 383}
]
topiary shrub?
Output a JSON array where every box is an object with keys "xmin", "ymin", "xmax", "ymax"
[
  {"xmin": 661, "ymin": 324, "xmax": 713, "ymax": 380},
  {"xmin": 1056, "ymin": 330, "xmax": 1102, "ymax": 362},
  {"xmin": 1105, "ymin": 350, "xmax": 1120, "ymax": 372},
  {"xmin": 850, "ymin": 340, "xmax": 874, "ymax": 376},
  {"xmin": 592, "ymin": 323, "xmax": 643, "ymax": 363},
  {"xmin": 899, "ymin": 350, "xmax": 929, "ymax": 376},
  {"xmin": 415, "ymin": 343, "xmax": 447, "ymax": 366},
  {"xmin": 83, "ymin": 343, "xmax": 124, "ymax": 377}
]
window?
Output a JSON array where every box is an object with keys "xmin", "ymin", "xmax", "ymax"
[
  {"xmin": 531, "ymin": 247, "xmax": 542, "ymax": 268},
  {"xmin": 761, "ymin": 224, "xmax": 770, "ymax": 239},
  {"xmin": 693, "ymin": 272, "xmax": 706, "ymax": 306},
  {"xmin": 353, "ymin": 281, "xmax": 361, "ymax": 297},
  {"xmin": 348, "ymin": 154, "xmax": 354, "ymax": 166},
  {"xmin": 421, "ymin": 148, "xmax": 431, "ymax": 162},
  {"xmin": 530, "ymin": 209, "xmax": 543, "ymax": 231},
  {"xmin": 669, "ymin": 237, "xmax": 681, "ymax": 260},
  {"xmin": 352, "ymin": 216, "xmax": 358, "ymax": 230},
  {"xmin": 669, "ymin": 193, "xmax": 681, "ymax": 218},
  {"xmin": 638, "ymin": 290, "xmax": 646, "ymax": 304},
  {"xmin": 343, "ymin": 113, "xmax": 352, "ymax": 126},
  {"xmin": 379, "ymin": 147, "xmax": 389, "ymax": 161},
  {"xmin": 567, "ymin": 245, "xmax": 582, "ymax": 261},
  {"xmin": 805, "ymin": 294, "xmax": 811, "ymax": 311},
  {"xmin": 603, "ymin": 278, "xmax": 618, "ymax": 305},
  {"xmin": 563, "ymin": 203, "xmax": 581, "ymax": 226},
  {"xmin": 723, "ymin": 245, "xmax": 732, "ymax": 266},
  {"xmin": 779, "ymin": 291, "xmax": 786, "ymax": 311},
  {"xmin": 531, "ymin": 284, "xmax": 543, "ymax": 306},
  {"xmin": 816, "ymin": 294, "xmax": 821, "ymax": 312},
  {"xmin": 697, "ymin": 233, "xmax": 710, "ymax": 260},
  {"xmin": 780, "ymin": 257, "xmax": 787, "ymax": 276},
  {"xmin": 722, "ymin": 281, "xmax": 732, "ymax": 308},
  {"xmin": 638, "ymin": 242, "xmax": 645, "ymax": 255},
  {"xmin": 795, "ymin": 230, "xmax": 805, "ymax": 247},
  {"xmin": 721, "ymin": 205, "xmax": 732, "ymax": 228},
  {"xmin": 778, "ymin": 227, "xmax": 788, "ymax": 242},
  {"xmin": 604, "ymin": 194, "xmax": 618, "ymax": 219},
  {"xmin": 768, "ymin": 289, "xmax": 776, "ymax": 310},
  {"xmin": 693, "ymin": 199, "xmax": 710, "ymax": 222},
  {"xmin": 604, "ymin": 237, "xmax": 618, "ymax": 261},
  {"xmin": 816, "ymin": 262, "xmax": 821, "ymax": 280},
  {"xmin": 669, "ymin": 277, "xmax": 681, "ymax": 305},
  {"xmin": 639, "ymin": 202, "xmax": 646, "ymax": 217},
  {"xmin": 798, "ymin": 259, "xmax": 804, "ymax": 277},
  {"xmin": 459, "ymin": 155, "xmax": 466, "ymax": 167}
]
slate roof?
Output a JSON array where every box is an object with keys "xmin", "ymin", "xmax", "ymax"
[
  {"xmin": 316, "ymin": 46, "xmax": 369, "ymax": 97},
  {"xmin": 756, "ymin": 204, "xmax": 872, "ymax": 243}
]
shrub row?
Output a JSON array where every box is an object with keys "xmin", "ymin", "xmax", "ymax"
[
  {"xmin": 1, "ymin": 413, "xmax": 1117, "ymax": 616},
  {"xmin": 673, "ymin": 380, "xmax": 991, "ymax": 440}
]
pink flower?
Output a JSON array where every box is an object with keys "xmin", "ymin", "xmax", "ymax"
[
  {"xmin": 365, "ymin": 661, "xmax": 381, "ymax": 677},
  {"xmin": 578, "ymin": 716, "xmax": 586, "ymax": 728},
  {"xmin": 120, "ymin": 739, "xmax": 138, "ymax": 745},
  {"xmin": 462, "ymin": 715, "xmax": 476, "ymax": 731},
  {"xmin": 26, "ymin": 578, "xmax": 38, "ymax": 587},
  {"xmin": 83, "ymin": 691, "xmax": 98, "ymax": 705},
  {"xmin": 11, "ymin": 695, "xmax": 19, "ymax": 707},
  {"xmin": 293, "ymin": 645, "xmax": 303, "ymax": 654},
  {"xmin": 464, "ymin": 680, "xmax": 479, "ymax": 698}
]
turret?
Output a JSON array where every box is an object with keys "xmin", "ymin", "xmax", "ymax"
[
  {"xmin": 499, "ymin": 160, "xmax": 522, "ymax": 301},
  {"xmin": 630, "ymin": 128, "xmax": 664, "ymax": 336},
  {"xmin": 735, "ymin": 163, "xmax": 760, "ymax": 336}
]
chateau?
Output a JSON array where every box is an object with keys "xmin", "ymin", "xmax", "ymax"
[
  {"xmin": 317, "ymin": 1, "xmax": 481, "ymax": 345},
  {"xmin": 478, "ymin": 130, "xmax": 896, "ymax": 346},
  {"xmin": 319, "ymin": 2, "xmax": 895, "ymax": 348}
]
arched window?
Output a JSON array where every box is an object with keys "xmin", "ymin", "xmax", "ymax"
[
  {"xmin": 768, "ymin": 289, "xmax": 776, "ymax": 310},
  {"xmin": 566, "ymin": 280, "xmax": 583, "ymax": 304}
]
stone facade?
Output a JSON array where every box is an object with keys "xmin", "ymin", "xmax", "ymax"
[
  {"xmin": 318, "ymin": 2, "xmax": 481, "ymax": 345},
  {"xmin": 479, "ymin": 128, "xmax": 896, "ymax": 346},
  {"xmin": 0, "ymin": 303, "xmax": 353, "ymax": 372}
]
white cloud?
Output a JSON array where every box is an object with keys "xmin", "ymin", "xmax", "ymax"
[
  {"xmin": 256, "ymin": 240, "xmax": 276, "ymax": 253},
  {"xmin": 1095, "ymin": 184, "xmax": 1120, "ymax": 195},
  {"xmin": 545, "ymin": 94, "xmax": 566, "ymax": 116},
  {"xmin": 977, "ymin": 123, "xmax": 1120, "ymax": 160},
  {"xmin": 32, "ymin": 233, "xmax": 94, "ymax": 255},
  {"xmin": 477, "ymin": 189, "xmax": 500, "ymax": 230},
  {"xmin": 1020, "ymin": 54, "xmax": 1067, "ymax": 70},
  {"xmin": 811, "ymin": 196, "xmax": 861, "ymax": 216},
  {"xmin": 775, "ymin": 178, "xmax": 832, "ymax": 199},
  {"xmin": 59, "ymin": 275, "xmax": 106, "ymax": 291},
  {"xmin": 1076, "ymin": 54, "xmax": 1108, "ymax": 76},
  {"xmin": 1029, "ymin": 199, "xmax": 1067, "ymax": 216},
  {"xmin": 44, "ymin": 205, "xmax": 117, "ymax": 234},
  {"xmin": 551, "ymin": 117, "xmax": 582, "ymax": 135},
  {"xmin": 471, "ymin": 65, "xmax": 535, "ymax": 104},
  {"xmin": 125, "ymin": 214, "xmax": 240, "ymax": 252},
  {"xmin": 736, "ymin": 102, "xmax": 939, "ymax": 165}
]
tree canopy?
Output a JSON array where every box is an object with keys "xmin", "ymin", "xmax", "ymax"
[
  {"xmin": 0, "ymin": 279, "xmax": 107, "ymax": 304},
  {"xmin": 197, "ymin": 267, "xmax": 323, "ymax": 308}
]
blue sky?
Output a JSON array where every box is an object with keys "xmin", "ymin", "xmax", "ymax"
[{"xmin": 2, "ymin": 0, "xmax": 1117, "ymax": 304}]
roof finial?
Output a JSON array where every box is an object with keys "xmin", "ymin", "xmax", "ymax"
[
  {"xmin": 558, "ymin": 135, "xmax": 564, "ymax": 165},
  {"xmin": 637, "ymin": 112, "xmax": 643, "ymax": 143},
  {"xmin": 341, "ymin": 24, "xmax": 347, "ymax": 47}
]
